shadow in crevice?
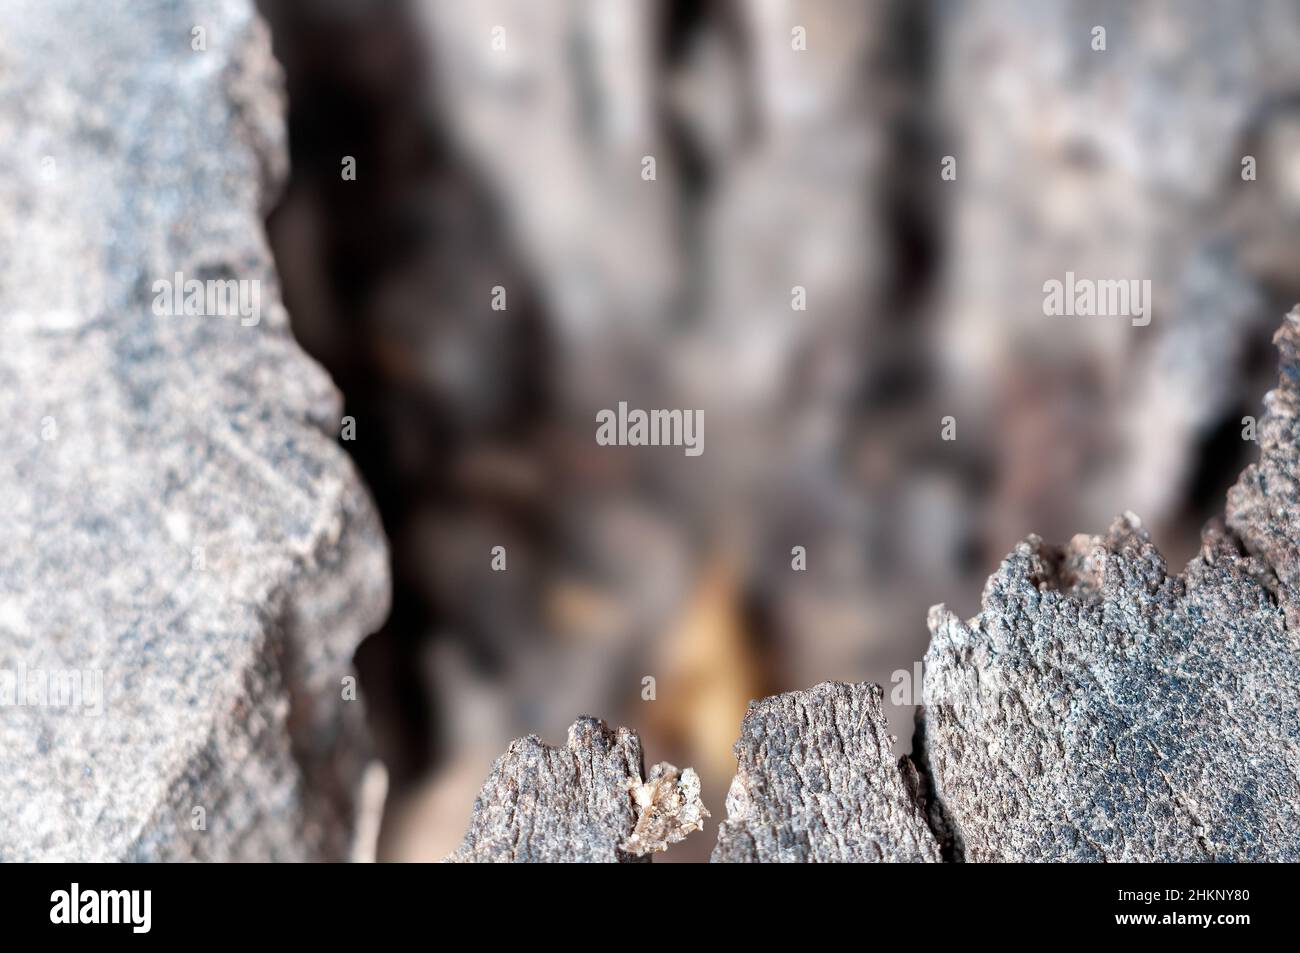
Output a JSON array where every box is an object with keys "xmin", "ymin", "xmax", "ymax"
[{"xmin": 260, "ymin": 0, "xmax": 554, "ymax": 790}]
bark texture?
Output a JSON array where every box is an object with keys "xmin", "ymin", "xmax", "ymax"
[
  {"xmin": 712, "ymin": 681, "xmax": 941, "ymax": 862},
  {"xmin": 922, "ymin": 312, "xmax": 1300, "ymax": 861},
  {"xmin": 446, "ymin": 717, "xmax": 708, "ymax": 862},
  {"xmin": 0, "ymin": 0, "xmax": 388, "ymax": 861}
]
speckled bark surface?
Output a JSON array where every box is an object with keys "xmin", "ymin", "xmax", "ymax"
[
  {"xmin": 921, "ymin": 312, "xmax": 1300, "ymax": 861},
  {"xmin": 447, "ymin": 717, "xmax": 708, "ymax": 862},
  {"xmin": 0, "ymin": 0, "xmax": 389, "ymax": 861},
  {"xmin": 711, "ymin": 682, "xmax": 941, "ymax": 862}
]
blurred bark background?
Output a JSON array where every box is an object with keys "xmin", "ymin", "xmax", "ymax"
[{"xmin": 259, "ymin": 0, "xmax": 1300, "ymax": 861}]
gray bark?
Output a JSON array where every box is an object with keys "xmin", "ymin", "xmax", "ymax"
[
  {"xmin": 0, "ymin": 0, "xmax": 388, "ymax": 861},
  {"xmin": 446, "ymin": 717, "xmax": 707, "ymax": 862},
  {"xmin": 921, "ymin": 312, "xmax": 1300, "ymax": 861},
  {"xmin": 712, "ymin": 681, "xmax": 941, "ymax": 862}
]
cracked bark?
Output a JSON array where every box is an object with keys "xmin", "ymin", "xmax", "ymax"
[
  {"xmin": 445, "ymin": 717, "xmax": 707, "ymax": 862},
  {"xmin": 712, "ymin": 681, "xmax": 941, "ymax": 863}
]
